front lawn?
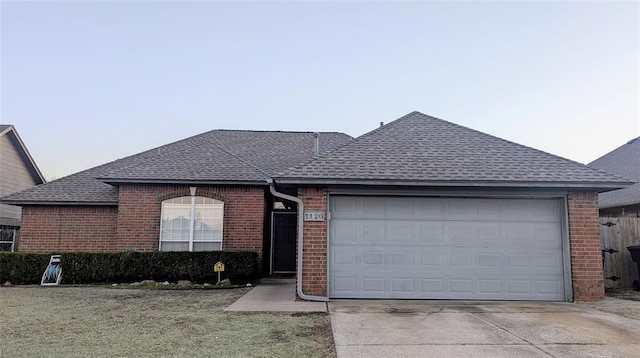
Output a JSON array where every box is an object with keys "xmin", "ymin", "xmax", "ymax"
[
  {"xmin": 0, "ymin": 286, "xmax": 335, "ymax": 357},
  {"xmin": 600, "ymin": 288, "xmax": 640, "ymax": 320}
]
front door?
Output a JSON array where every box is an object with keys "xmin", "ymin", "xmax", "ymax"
[{"xmin": 272, "ymin": 213, "xmax": 297, "ymax": 272}]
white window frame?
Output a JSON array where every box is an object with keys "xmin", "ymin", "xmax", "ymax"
[
  {"xmin": 0, "ymin": 226, "xmax": 17, "ymax": 252},
  {"xmin": 159, "ymin": 195, "xmax": 224, "ymax": 252}
]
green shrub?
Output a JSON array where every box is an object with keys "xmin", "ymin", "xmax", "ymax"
[
  {"xmin": 0, "ymin": 252, "xmax": 52, "ymax": 284},
  {"xmin": 0, "ymin": 251, "xmax": 258, "ymax": 285}
]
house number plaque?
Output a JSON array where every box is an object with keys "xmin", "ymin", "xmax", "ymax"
[{"xmin": 303, "ymin": 210, "xmax": 325, "ymax": 221}]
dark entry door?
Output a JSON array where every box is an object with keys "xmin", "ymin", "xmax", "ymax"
[{"xmin": 272, "ymin": 213, "xmax": 297, "ymax": 272}]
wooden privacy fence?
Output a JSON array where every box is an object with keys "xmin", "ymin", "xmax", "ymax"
[{"xmin": 600, "ymin": 217, "xmax": 640, "ymax": 289}]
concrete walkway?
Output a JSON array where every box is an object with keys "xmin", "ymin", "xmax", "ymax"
[
  {"xmin": 225, "ymin": 279, "xmax": 327, "ymax": 312},
  {"xmin": 329, "ymin": 299, "xmax": 640, "ymax": 358}
]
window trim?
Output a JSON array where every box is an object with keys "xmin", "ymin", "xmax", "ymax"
[
  {"xmin": 0, "ymin": 226, "xmax": 17, "ymax": 252},
  {"xmin": 159, "ymin": 195, "xmax": 224, "ymax": 252}
]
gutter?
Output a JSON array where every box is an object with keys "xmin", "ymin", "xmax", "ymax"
[
  {"xmin": 267, "ymin": 179, "xmax": 328, "ymax": 302},
  {"xmin": 0, "ymin": 200, "xmax": 118, "ymax": 206},
  {"xmin": 98, "ymin": 178, "xmax": 269, "ymax": 186},
  {"xmin": 272, "ymin": 178, "xmax": 633, "ymax": 191}
]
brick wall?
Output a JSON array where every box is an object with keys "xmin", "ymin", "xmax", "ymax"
[
  {"xmin": 298, "ymin": 187, "xmax": 328, "ymax": 297},
  {"xmin": 19, "ymin": 206, "xmax": 118, "ymax": 252},
  {"xmin": 116, "ymin": 185, "xmax": 265, "ymax": 262},
  {"xmin": 17, "ymin": 185, "xmax": 266, "ymax": 267},
  {"xmin": 567, "ymin": 190, "xmax": 604, "ymax": 302}
]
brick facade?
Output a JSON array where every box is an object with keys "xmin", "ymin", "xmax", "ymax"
[
  {"xmin": 116, "ymin": 185, "xmax": 265, "ymax": 261},
  {"xmin": 297, "ymin": 188, "xmax": 605, "ymax": 302},
  {"xmin": 298, "ymin": 187, "xmax": 328, "ymax": 297},
  {"xmin": 19, "ymin": 206, "xmax": 118, "ymax": 252},
  {"xmin": 18, "ymin": 185, "xmax": 266, "ymax": 265},
  {"xmin": 567, "ymin": 190, "xmax": 604, "ymax": 302}
]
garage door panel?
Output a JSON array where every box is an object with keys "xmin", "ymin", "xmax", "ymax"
[
  {"xmin": 332, "ymin": 196, "xmax": 358, "ymax": 214},
  {"xmin": 362, "ymin": 277, "xmax": 385, "ymax": 292},
  {"xmin": 420, "ymin": 251, "xmax": 442, "ymax": 266},
  {"xmin": 332, "ymin": 221, "xmax": 358, "ymax": 241},
  {"xmin": 333, "ymin": 276, "xmax": 357, "ymax": 292},
  {"xmin": 422, "ymin": 278, "xmax": 445, "ymax": 292},
  {"xmin": 505, "ymin": 199, "xmax": 560, "ymax": 221},
  {"xmin": 330, "ymin": 272, "xmax": 566, "ymax": 299},
  {"xmin": 390, "ymin": 251, "xmax": 416, "ymax": 265},
  {"xmin": 419, "ymin": 223, "xmax": 445, "ymax": 241},
  {"xmin": 504, "ymin": 223, "xmax": 562, "ymax": 246},
  {"xmin": 331, "ymin": 245, "xmax": 563, "ymax": 273},
  {"xmin": 392, "ymin": 278, "xmax": 416, "ymax": 292},
  {"xmin": 388, "ymin": 222, "xmax": 418, "ymax": 240},
  {"xmin": 533, "ymin": 225, "xmax": 561, "ymax": 243},
  {"xmin": 447, "ymin": 224, "xmax": 476, "ymax": 242},
  {"xmin": 332, "ymin": 248, "xmax": 357, "ymax": 265},
  {"xmin": 478, "ymin": 279, "xmax": 502, "ymax": 294},
  {"xmin": 419, "ymin": 200, "xmax": 445, "ymax": 216},
  {"xmin": 477, "ymin": 224, "xmax": 502, "ymax": 241},
  {"xmin": 329, "ymin": 196, "xmax": 566, "ymax": 300},
  {"xmin": 362, "ymin": 250, "xmax": 385, "ymax": 265},
  {"xmin": 478, "ymin": 253, "xmax": 501, "ymax": 267},
  {"xmin": 535, "ymin": 253, "xmax": 562, "ymax": 269},
  {"xmin": 446, "ymin": 201, "xmax": 478, "ymax": 216}
]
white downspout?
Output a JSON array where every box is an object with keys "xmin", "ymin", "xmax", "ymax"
[{"xmin": 267, "ymin": 179, "xmax": 329, "ymax": 302}]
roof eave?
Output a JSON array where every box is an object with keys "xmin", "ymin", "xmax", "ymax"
[
  {"xmin": 0, "ymin": 200, "xmax": 118, "ymax": 206},
  {"xmin": 272, "ymin": 178, "xmax": 632, "ymax": 192},
  {"xmin": 97, "ymin": 178, "xmax": 269, "ymax": 186},
  {"xmin": 598, "ymin": 201, "xmax": 640, "ymax": 209}
]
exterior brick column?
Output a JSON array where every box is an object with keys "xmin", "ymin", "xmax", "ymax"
[
  {"xmin": 298, "ymin": 186, "xmax": 328, "ymax": 297},
  {"xmin": 567, "ymin": 190, "xmax": 604, "ymax": 302}
]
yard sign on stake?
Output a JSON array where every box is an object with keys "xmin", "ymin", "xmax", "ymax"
[{"xmin": 214, "ymin": 261, "xmax": 225, "ymax": 283}]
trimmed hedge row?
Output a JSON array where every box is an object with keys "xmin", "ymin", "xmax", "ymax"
[{"xmin": 0, "ymin": 251, "xmax": 258, "ymax": 285}]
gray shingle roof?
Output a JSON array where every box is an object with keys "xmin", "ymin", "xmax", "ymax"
[
  {"xmin": 588, "ymin": 137, "xmax": 640, "ymax": 208},
  {"xmin": 1, "ymin": 130, "xmax": 351, "ymax": 204},
  {"xmin": 1, "ymin": 164, "xmax": 120, "ymax": 204},
  {"xmin": 276, "ymin": 112, "xmax": 631, "ymax": 189}
]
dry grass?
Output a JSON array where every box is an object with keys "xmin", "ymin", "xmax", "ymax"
[
  {"xmin": 598, "ymin": 306, "xmax": 640, "ymax": 320},
  {"xmin": 0, "ymin": 286, "xmax": 335, "ymax": 358},
  {"xmin": 606, "ymin": 288, "xmax": 640, "ymax": 302},
  {"xmin": 600, "ymin": 289, "xmax": 640, "ymax": 320}
]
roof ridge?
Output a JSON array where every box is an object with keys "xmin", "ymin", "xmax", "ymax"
[
  {"xmin": 205, "ymin": 140, "xmax": 271, "ymax": 178},
  {"xmin": 275, "ymin": 111, "xmax": 631, "ymax": 187},
  {"xmin": 276, "ymin": 111, "xmax": 419, "ymax": 176},
  {"xmin": 415, "ymin": 112, "xmax": 623, "ymax": 177},
  {"xmin": 211, "ymin": 129, "xmax": 350, "ymax": 135},
  {"xmin": 274, "ymin": 134, "xmax": 355, "ymax": 176},
  {"xmin": 96, "ymin": 131, "xmax": 272, "ymax": 180},
  {"xmin": 276, "ymin": 113, "xmax": 418, "ymax": 176}
]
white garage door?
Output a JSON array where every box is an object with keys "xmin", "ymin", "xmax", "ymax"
[{"xmin": 328, "ymin": 196, "xmax": 566, "ymax": 301}]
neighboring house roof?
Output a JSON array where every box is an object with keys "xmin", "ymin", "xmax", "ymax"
[
  {"xmin": 0, "ymin": 130, "xmax": 352, "ymax": 205},
  {"xmin": 0, "ymin": 125, "xmax": 46, "ymax": 185},
  {"xmin": 275, "ymin": 112, "xmax": 630, "ymax": 190},
  {"xmin": 588, "ymin": 136, "xmax": 640, "ymax": 208}
]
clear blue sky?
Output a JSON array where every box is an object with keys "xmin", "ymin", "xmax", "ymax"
[{"xmin": 1, "ymin": 1, "xmax": 638, "ymax": 180}]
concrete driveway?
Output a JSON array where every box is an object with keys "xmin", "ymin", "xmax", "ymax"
[{"xmin": 329, "ymin": 299, "xmax": 640, "ymax": 358}]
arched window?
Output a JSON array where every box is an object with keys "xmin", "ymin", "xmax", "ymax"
[{"xmin": 159, "ymin": 196, "xmax": 224, "ymax": 251}]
